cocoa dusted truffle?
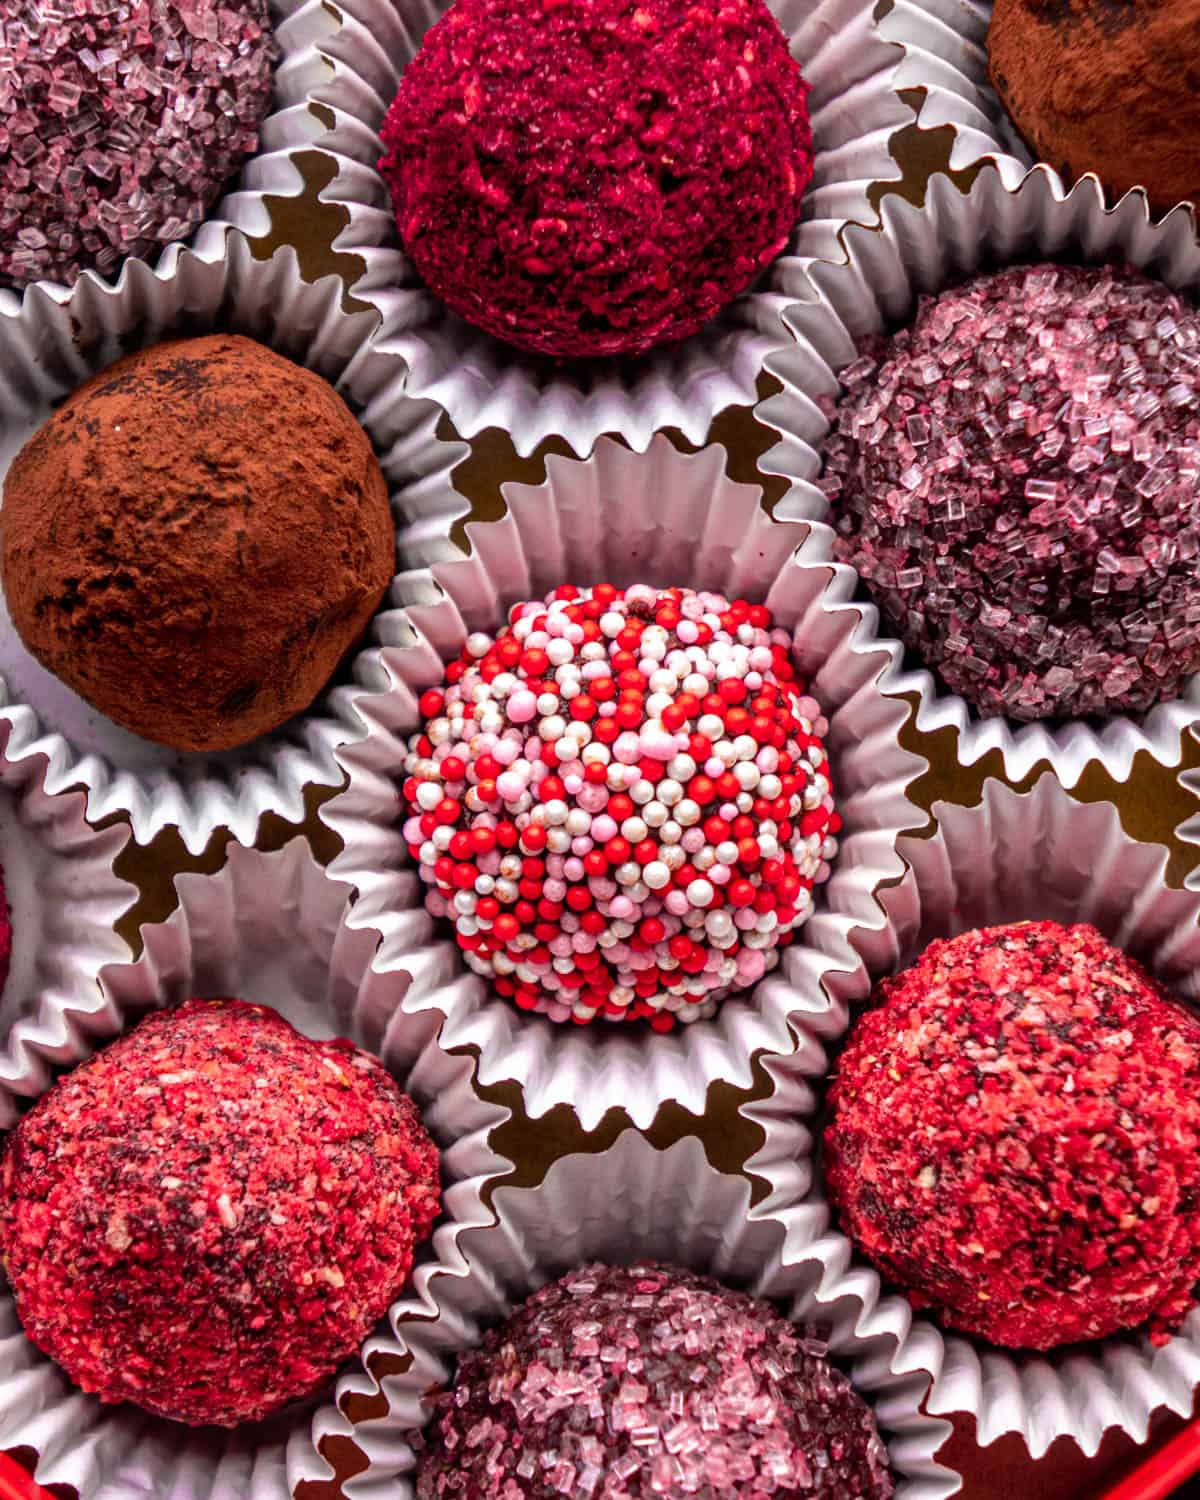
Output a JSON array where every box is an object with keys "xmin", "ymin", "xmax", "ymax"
[
  {"xmin": 414, "ymin": 1262, "xmax": 895, "ymax": 1499},
  {"xmin": 825, "ymin": 922, "xmax": 1200, "ymax": 1351},
  {"xmin": 822, "ymin": 263, "xmax": 1200, "ymax": 723},
  {"xmin": 379, "ymin": 0, "xmax": 813, "ymax": 359},
  {"xmin": 0, "ymin": 0, "xmax": 278, "ymax": 289},
  {"xmin": 0, "ymin": 998, "xmax": 440, "ymax": 1427},
  {"xmin": 400, "ymin": 585, "xmax": 839, "ymax": 1029},
  {"xmin": 988, "ymin": 0, "xmax": 1200, "ymax": 217},
  {"xmin": 2, "ymin": 334, "xmax": 395, "ymax": 753}
]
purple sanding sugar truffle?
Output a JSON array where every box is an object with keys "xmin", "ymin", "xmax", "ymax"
[
  {"xmin": 821, "ymin": 263, "xmax": 1200, "ymax": 723},
  {"xmin": 0, "ymin": 0, "xmax": 278, "ymax": 289},
  {"xmin": 413, "ymin": 1262, "xmax": 895, "ymax": 1499}
]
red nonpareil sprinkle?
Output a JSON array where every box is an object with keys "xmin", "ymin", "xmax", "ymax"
[
  {"xmin": 379, "ymin": 0, "xmax": 813, "ymax": 359},
  {"xmin": 400, "ymin": 585, "xmax": 838, "ymax": 1029},
  {"xmin": 821, "ymin": 263, "xmax": 1200, "ymax": 723},
  {"xmin": 413, "ymin": 1262, "xmax": 895, "ymax": 1500},
  {"xmin": 0, "ymin": 998, "xmax": 440, "ymax": 1426},
  {"xmin": 825, "ymin": 921, "xmax": 1200, "ymax": 1351}
]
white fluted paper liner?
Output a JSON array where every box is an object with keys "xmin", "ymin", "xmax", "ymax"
[
  {"xmin": 0, "ymin": 839, "xmax": 511, "ymax": 1500},
  {"xmin": 283, "ymin": 0, "xmax": 911, "ymax": 459},
  {"xmin": 756, "ymin": 165, "xmax": 1200, "ymax": 788},
  {"xmin": 0, "ymin": 232, "xmax": 466, "ymax": 853},
  {"xmin": 325, "ymin": 435, "xmax": 928, "ymax": 1131}
]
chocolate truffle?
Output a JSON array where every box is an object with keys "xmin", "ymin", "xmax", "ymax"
[
  {"xmin": 988, "ymin": 0, "xmax": 1200, "ymax": 217},
  {"xmin": 0, "ymin": 998, "xmax": 440, "ymax": 1426},
  {"xmin": 379, "ymin": 0, "xmax": 813, "ymax": 359},
  {"xmin": 400, "ymin": 585, "xmax": 838, "ymax": 1029},
  {"xmin": 825, "ymin": 922, "xmax": 1200, "ymax": 1351},
  {"xmin": 0, "ymin": 0, "xmax": 278, "ymax": 289},
  {"xmin": 2, "ymin": 334, "xmax": 395, "ymax": 753},
  {"xmin": 415, "ymin": 1262, "xmax": 895, "ymax": 1500},
  {"xmin": 822, "ymin": 263, "xmax": 1200, "ymax": 723}
]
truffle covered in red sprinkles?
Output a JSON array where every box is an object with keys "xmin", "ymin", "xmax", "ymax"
[
  {"xmin": 0, "ymin": 0, "xmax": 278, "ymax": 289},
  {"xmin": 413, "ymin": 1262, "xmax": 895, "ymax": 1500},
  {"xmin": 379, "ymin": 0, "xmax": 813, "ymax": 359},
  {"xmin": 825, "ymin": 921, "xmax": 1200, "ymax": 1351},
  {"xmin": 400, "ymin": 585, "xmax": 838, "ymax": 1029},
  {"xmin": 0, "ymin": 998, "xmax": 440, "ymax": 1426},
  {"xmin": 822, "ymin": 263, "xmax": 1200, "ymax": 723}
]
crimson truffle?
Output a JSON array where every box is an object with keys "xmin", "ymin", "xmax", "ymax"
[
  {"xmin": 822, "ymin": 262, "xmax": 1200, "ymax": 723},
  {"xmin": 0, "ymin": 0, "xmax": 278, "ymax": 289},
  {"xmin": 400, "ymin": 584, "xmax": 838, "ymax": 1028},
  {"xmin": 379, "ymin": 0, "xmax": 813, "ymax": 359},
  {"xmin": 414, "ymin": 1262, "xmax": 895, "ymax": 1500},
  {"xmin": 0, "ymin": 998, "xmax": 440, "ymax": 1426},
  {"xmin": 825, "ymin": 921, "xmax": 1200, "ymax": 1350}
]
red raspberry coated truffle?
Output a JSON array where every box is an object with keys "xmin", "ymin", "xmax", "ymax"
[
  {"xmin": 825, "ymin": 921, "xmax": 1200, "ymax": 1351},
  {"xmin": 379, "ymin": 0, "xmax": 813, "ymax": 359},
  {"xmin": 0, "ymin": 998, "xmax": 440, "ymax": 1426},
  {"xmin": 400, "ymin": 585, "xmax": 839, "ymax": 1029},
  {"xmin": 822, "ymin": 263, "xmax": 1200, "ymax": 723},
  {"xmin": 414, "ymin": 1262, "xmax": 895, "ymax": 1500}
]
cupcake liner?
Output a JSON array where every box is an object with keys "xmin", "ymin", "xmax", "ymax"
[
  {"xmin": 756, "ymin": 165, "xmax": 1200, "ymax": 787},
  {"xmin": 290, "ymin": 0, "xmax": 912, "ymax": 459},
  {"xmin": 325, "ymin": 434, "xmax": 928, "ymax": 1131},
  {"xmin": 0, "ymin": 838, "xmax": 511, "ymax": 1500},
  {"xmin": 783, "ymin": 773, "xmax": 1200, "ymax": 1460},
  {"xmin": 0, "ymin": 232, "xmax": 466, "ymax": 853},
  {"xmin": 310, "ymin": 1128, "xmax": 959, "ymax": 1499}
]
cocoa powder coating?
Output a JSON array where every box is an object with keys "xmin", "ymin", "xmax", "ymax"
[
  {"xmin": 988, "ymin": 0, "xmax": 1200, "ymax": 214},
  {"xmin": 1, "ymin": 334, "xmax": 394, "ymax": 753}
]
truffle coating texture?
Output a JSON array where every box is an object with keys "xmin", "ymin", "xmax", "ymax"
[
  {"xmin": 0, "ymin": 998, "xmax": 441, "ymax": 1426},
  {"xmin": 414, "ymin": 1262, "xmax": 895, "ymax": 1499},
  {"xmin": 379, "ymin": 0, "xmax": 813, "ymax": 359},
  {"xmin": 825, "ymin": 921, "xmax": 1200, "ymax": 1351},
  {"xmin": 1, "ymin": 334, "xmax": 395, "ymax": 752},
  {"xmin": 988, "ymin": 0, "xmax": 1200, "ymax": 215}
]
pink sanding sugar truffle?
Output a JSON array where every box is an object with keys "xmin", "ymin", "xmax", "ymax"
[
  {"xmin": 0, "ymin": 0, "xmax": 278, "ymax": 289},
  {"xmin": 379, "ymin": 0, "xmax": 813, "ymax": 359},
  {"xmin": 399, "ymin": 584, "xmax": 839, "ymax": 1030}
]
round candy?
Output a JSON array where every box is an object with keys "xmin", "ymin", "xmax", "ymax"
[
  {"xmin": 400, "ymin": 585, "xmax": 838, "ymax": 1028},
  {"xmin": 0, "ymin": 0, "xmax": 278, "ymax": 289},
  {"xmin": 379, "ymin": 0, "xmax": 813, "ymax": 358},
  {"xmin": 823, "ymin": 262, "xmax": 1200, "ymax": 723},
  {"xmin": 0, "ymin": 998, "xmax": 440, "ymax": 1426},
  {"xmin": 825, "ymin": 921, "xmax": 1200, "ymax": 1350},
  {"xmin": 415, "ymin": 1262, "xmax": 895, "ymax": 1500}
]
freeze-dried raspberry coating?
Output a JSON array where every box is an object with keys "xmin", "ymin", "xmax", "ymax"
[
  {"xmin": 400, "ymin": 585, "xmax": 838, "ymax": 1029},
  {"xmin": 0, "ymin": 866, "xmax": 10, "ymax": 999},
  {"xmin": 379, "ymin": 0, "xmax": 813, "ymax": 358},
  {"xmin": 822, "ymin": 263, "xmax": 1200, "ymax": 723},
  {"xmin": 825, "ymin": 922, "xmax": 1200, "ymax": 1350},
  {"xmin": 0, "ymin": 998, "xmax": 440, "ymax": 1426},
  {"xmin": 414, "ymin": 1262, "xmax": 895, "ymax": 1499}
]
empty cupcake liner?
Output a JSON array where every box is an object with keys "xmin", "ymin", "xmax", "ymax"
[
  {"xmin": 0, "ymin": 231, "xmax": 466, "ymax": 853},
  {"xmin": 776, "ymin": 773, "xmax": 1200, "ymax": 1460},
  {"xmin": 305, "ymin": 1128, "xmax": 959, "ymax": 1499},
  {"xmin": 757, "ymin": 165, "xmax": 1200, "ymax": 788},
  {"xmin": 0, "ymin": 838, "xmax": 511, "ymax": 1500},
  {"xmin": 325, "ymin": 434, "xmax": 928, "ymax": 1132},
  {"xmin": 284, "ymin": 0, "xmax": 912, "ymax": 459}
]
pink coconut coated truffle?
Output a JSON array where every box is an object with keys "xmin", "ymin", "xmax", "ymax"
[{"xmin": 379, "ymin": 0, "xmax": 813, "ymax": 359}]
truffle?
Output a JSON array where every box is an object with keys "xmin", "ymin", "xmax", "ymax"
[
  {"xmin": 0, "ymin": 998, "xmax": 440, "ymax": 1426},
  {"xmin": 988, "ymin": 0, "xmax": 1200, "ymax": 217},
  {"xmin": 0, "ymin": 0, "xmax": 278, "ymax": 289},
  {"xmin": 824, "ymin": 921, "xmax": 1200, "ymax": 1351},
  {"xmin": 400, "ymin": 584, "xmax": 838, "ymax": 1029},
  {"xmin": 0, "ymin": 866, "xmax": 10, "ymax": 999},
  {"xmin": 379, "ymin": 0, "xmax": 813, "ymax": 359},
  {"xmin": 822, "ymin": 262, "xmax": 1200, "ymax": 723},
  {"xmin": 2, "ymin": 334, "xmax": 395, "ymax": 753},
  {"xmin": 414, "ymin": 1262, "xmax": 895, "ymax": 1500}
]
